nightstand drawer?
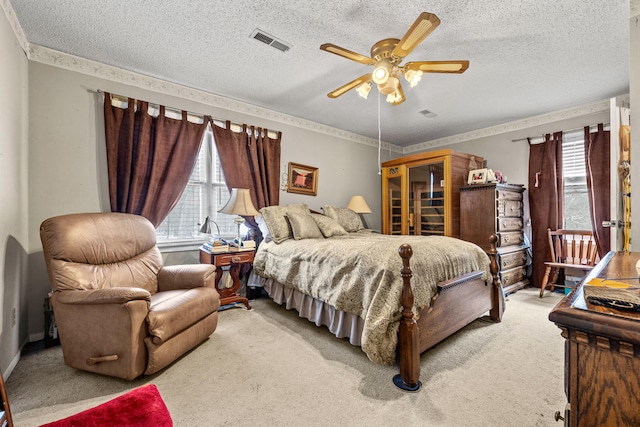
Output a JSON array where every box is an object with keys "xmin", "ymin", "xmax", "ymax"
[{"xmin": 213, "ymin": 251, "xmax": 255, "ymax": 267}]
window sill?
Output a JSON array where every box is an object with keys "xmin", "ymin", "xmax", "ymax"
[{"xmin": 157, "ymin": 241, "xmax": 202, "ymax": 253}]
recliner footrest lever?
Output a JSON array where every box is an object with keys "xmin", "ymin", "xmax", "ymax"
[{"xmin": 86, "ymin": 355, "xmax": 119, "ymax": 365}]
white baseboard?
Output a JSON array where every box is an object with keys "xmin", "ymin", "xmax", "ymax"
[
  {"xmin": 3, "ymin": 335, "xmax": 31, "ymax": 379},
  {"xmin": 4, "ymin": 349, "xmax": 21, "ymax": 379}
]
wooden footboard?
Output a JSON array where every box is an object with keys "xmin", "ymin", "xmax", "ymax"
[{"xmin": 395, "ymin": 234, "xmax": 504, "ymax": 391}]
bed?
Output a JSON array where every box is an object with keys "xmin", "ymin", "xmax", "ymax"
[{"xmin": 248, "ymin": 204, "xmax": 504, "ymax": 391}]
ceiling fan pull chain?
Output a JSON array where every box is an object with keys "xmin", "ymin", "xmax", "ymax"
[{"xmin": 378, "ymin": 93, "xmax": 382, "ymax": 175}]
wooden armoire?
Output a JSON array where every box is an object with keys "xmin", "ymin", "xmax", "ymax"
[{"xmin": 381, "ymin": 149, "xmax": 483, "ymax": 238}]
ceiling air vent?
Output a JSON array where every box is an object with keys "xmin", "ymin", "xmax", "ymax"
[
  {"xmin": 250, "ymin": 29, "xmax": 291, "ymax": 52},
  {"xmin": 419, "ymin": 109, "xmax": 438, "ymax": 118}
]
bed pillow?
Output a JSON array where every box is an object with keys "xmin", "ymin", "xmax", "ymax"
[
  {"xmin": 286, "ymin": 211, "xmax": 324, "ymax": 240},
  {"xmin": 322, "ymin": 205, "xmax": 364, "ymax": 232},
  {"xmin": 311, "ymin": 213, "xmax": 348, "ymax": 237},
  {"xmin": 259, "ymin": 204, "xmax": 310, "ymax": 244}
]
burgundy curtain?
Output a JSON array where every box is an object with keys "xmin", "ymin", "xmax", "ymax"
[
  {"xmin": 584, "ymin": 123, "xmax": 610, "ymax": 257},
  {"xmin": 211, "ymin": 120, "xmax": 281, "ymax": 209},
  {"xmin": 528, "ymin": 132, "xmax": 563, "ymax": 288},
  {"xmin": 211, "ymin": 120, "xmax": 281, "ymax": 245},
  {"xmin": 104, "ymin": 93, "xmax": 207, "ymax": 227}
]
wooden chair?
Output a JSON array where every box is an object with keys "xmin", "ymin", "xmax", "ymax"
[
  {"xmin": 0, "ymin": 370, "xmax": 13, "ymax": 427},
  {"xmin": 539, "ymin": 229, "xmax": 598, "ymax": 297}
]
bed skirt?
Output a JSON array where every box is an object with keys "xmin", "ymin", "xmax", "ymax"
[{"xmin": 247, "ymin": 272, "xmax": 365, "ymax": 346}]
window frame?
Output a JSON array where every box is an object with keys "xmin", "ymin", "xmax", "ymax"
[
  {"xmin": 156, "ymin": 126, "xmax": 241, "ymax": 251},
  {"xmin": 561, "ymin": 130, "xmax": 592, "ymax": 231}
]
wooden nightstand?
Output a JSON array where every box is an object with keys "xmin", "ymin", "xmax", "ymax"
[{"xmin": 200, "ymin": 248, "xmax": 255, "ymax": 310}]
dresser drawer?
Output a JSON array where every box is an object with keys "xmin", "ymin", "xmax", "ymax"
[
  {"xmin": 498, "ymin": 231, "xmax": 524, "ymax": 247},
  {"xmin": 499, "ymin": 249, "xmax": 528, "ymax": 270},
  {"xmin": 497, "ymin": 217, "xmax": 523, "ymax": 231},
  {"xmin": 500, "ymin": 266, "xmax": 527, "ymax": 287},
  {"xmin": 496, "ymin": 190, "xmax": 523, "ymax": 201},
  {"xmin": 497, "ymin": 200, "xmax": 523, "ymax": 217},
  {"xmin": 213, "ymin": 251, "xmax": 255, "ymax": 267}
]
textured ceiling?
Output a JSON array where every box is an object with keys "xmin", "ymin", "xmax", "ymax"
[{"xmin": 8, "ymin": 0, "xmax": 630, "ymax": 147}]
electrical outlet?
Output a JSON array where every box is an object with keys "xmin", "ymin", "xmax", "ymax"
[{"xmin": 11, "ymin": 307, "xmax": 16, "ymax": 327}]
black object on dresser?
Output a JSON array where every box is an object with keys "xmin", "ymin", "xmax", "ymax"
[{"xmin": 460, "ymin": 183, "xmax": 530, "ymax": 295}]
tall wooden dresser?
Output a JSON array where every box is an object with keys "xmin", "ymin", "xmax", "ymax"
[
  {"xmin": 460, "ymin": 183, "xmax": 530, "ymax": 295},
  {"xmin": 381, "ymin": 149, "xmax": 483, "ymax": 238},
  {"xmin": 550, "ymin": 251, "xmax": 640, "ymax": 426}
]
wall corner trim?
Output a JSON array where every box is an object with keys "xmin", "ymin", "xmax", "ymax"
[{"xmin": 1, "ymin": 0, "xmax": 29, "ymax": 54}]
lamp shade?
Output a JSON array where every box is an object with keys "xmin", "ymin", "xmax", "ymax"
[
  {"xmin": 199, "ymin": 216, "xmax": 221, "ymax": 237},
  {"xmin": 347, "ymin": 196, "xmax": 371, "ymax": 214},
  {"xmin": 218, "ymin": 188, "xmax": 260, "ymax": 216}
]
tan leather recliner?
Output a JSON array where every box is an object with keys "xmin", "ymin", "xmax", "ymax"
[{"xmin": 40, "ymin": 212, "xmax": 220, "ymax": 380}]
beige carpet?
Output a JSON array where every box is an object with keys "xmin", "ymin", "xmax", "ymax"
[{"xmin": 7, "ymin": 288, "xmax": 565, "ymax": 427}]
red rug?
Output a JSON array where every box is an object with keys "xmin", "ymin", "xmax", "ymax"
[{"xmin": 40, "ymin": 384, "xmax": 172, "ymax": 427}]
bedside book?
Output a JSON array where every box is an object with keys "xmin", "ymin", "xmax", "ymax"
[
  {"xmin": 228, "ymin": 247, "xmax": 255, "ymax": 252},
  {"xmin": 199, "ymin": 243, "xmax": 229, "ymax": 254}
]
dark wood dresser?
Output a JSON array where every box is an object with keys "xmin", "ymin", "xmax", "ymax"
[
  {"xmin": 549, "ymin": 251, "xmax": 640, "ymax": 426},
  {"xmin": 460, "ymin": 183, "xmax": 529, "ymax": 295}
]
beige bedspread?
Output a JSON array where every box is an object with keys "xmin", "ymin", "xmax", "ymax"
[{"xmin": 253, "ymin": 232, "xmax": 491, "ymax": 364}]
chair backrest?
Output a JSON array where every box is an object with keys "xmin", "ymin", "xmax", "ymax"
[
  {"xmin": 40, "ymin": 212, "xmax": 163, "ymax": 294},
  {"xmin": 0, "ymin": 369, "xmax": 13, "ymax": 427},
  {"xmin": 547, "ymin": 229, "xmax": 598, "ymax": 266}
]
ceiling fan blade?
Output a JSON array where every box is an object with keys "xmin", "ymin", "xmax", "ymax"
[
  {"xmin": 320, "ymin": 43, "xmax": 376, "ymax": 66},
  {"xmin": 389, "ymin": 84, "xmax": 405, "ymax": 106},
  {"xmin": 392, "ymin": 12, "xmax": 441, "ymax": 58},
  {"xmin": 327, "ymin": 74, "xmax": 373, "ymax": 98},
  {"xmin": 405, "ymin": 60, "xmax": 469, "ymax": 73}
]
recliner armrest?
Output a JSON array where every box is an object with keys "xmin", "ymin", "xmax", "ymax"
[
  {"xmin": 157, "ymin": 264, "xmax": 216, "ymax": 291},
  {"xmin": 54, "ymin": 287, "xmax": 151, "ymax": 305}
]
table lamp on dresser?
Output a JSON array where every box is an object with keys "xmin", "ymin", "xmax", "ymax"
[{"xmin": 218, "ymin": 188, "xmax": 260, "ymax": 247}]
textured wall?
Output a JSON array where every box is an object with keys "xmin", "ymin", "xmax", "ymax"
[{"xmin": 0, "ymin": 6, "xmax": 29, "ymax": 377}]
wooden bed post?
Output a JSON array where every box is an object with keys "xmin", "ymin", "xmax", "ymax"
[
  {"xmin": 394, "ymin": 244, "xmax": 421, "ymax": 392},
  {"xmin": 488, "ymin": 234, "xmax": 505, "ymax": 322}
]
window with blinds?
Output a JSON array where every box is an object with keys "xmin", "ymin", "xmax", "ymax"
[
  {"xmin": 156, "ymin": 127, "xmax": 239, "ymax": 245},
  {"xmin": 562, "ymin": 131, "xmax": 592, "ymax": 230}
]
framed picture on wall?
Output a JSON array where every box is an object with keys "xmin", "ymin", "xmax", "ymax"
[{"xmin": 287, "ymin": 162, "xmax": 318, "ymax": 196}]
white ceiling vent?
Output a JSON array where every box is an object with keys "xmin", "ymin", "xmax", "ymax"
[
  {"xmin": 419, "ymin": 109, "xmax": 438, "ymax": 118},
  {"xmin": 250, "ymin": 29, "xmax": 291, "ymax": 52}
]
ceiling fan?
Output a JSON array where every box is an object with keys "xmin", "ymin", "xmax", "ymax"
[{"xmin": 320, "ymin": 12, "xmax": 469, "ymax": 106}]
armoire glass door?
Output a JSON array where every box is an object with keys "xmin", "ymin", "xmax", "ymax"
[
  {"xmin": 409, "ymin": 161, "xmax": 445, "ymax": 235},
  {"xmin": 381, "ymin": 164, "xmax": 407, "ymax": 234}
]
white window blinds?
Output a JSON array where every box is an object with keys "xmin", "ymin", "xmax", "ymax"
[{"xmin": 156, "ymin": 127, "xmax": 239, "ymax": 244}]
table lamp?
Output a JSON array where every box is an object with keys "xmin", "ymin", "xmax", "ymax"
[
  {"xmin": 199, "ymin": 216, "xmax": 221, "ymax": 243},
  {"xmin": 347, "ymin": 195, "xmax": 372, "ymax": 229},
  {"xmin": 218, "ymin": 188, "xmax": 260, "ymax": 247}
]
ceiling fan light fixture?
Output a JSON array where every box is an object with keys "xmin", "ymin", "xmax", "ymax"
[
  {"xmin": 386, "ymin": 89, "xmax": 403, "ymax": 104},
  {"xmin": 372, "ymin": 65, "xmax": 390, "ymax": 84},
  {"xmin": 320, "ymin": 12, "xmax": 468, "ymax": 107},
  {"xmin": 404, "ymin": 69, "xmax": 423, "ymax": 87},
  {"xmin": 356, "ymin": 82, "xmax": 372, "ymax": 99},
  {"xmin": 377, "ymin": 76, "xmax": 399, "ymax": 95}
]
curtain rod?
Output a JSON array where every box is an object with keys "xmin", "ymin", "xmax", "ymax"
[
  {"xmin": 96, "ymin": 89, "xmax": 280, "ymax": 137},
  {"xmin": 511, "ymin": 122, "xmax": 610, "ymax": 144}
]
